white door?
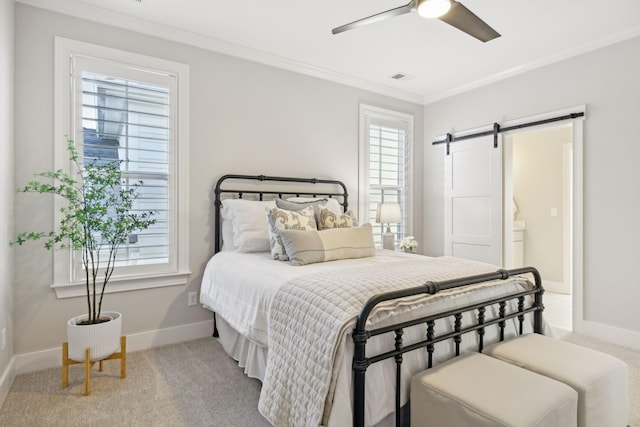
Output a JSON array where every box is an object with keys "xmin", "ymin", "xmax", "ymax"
[{"xmin": 444, "ymin": 134, "xmax": 503, "ymax": 265}]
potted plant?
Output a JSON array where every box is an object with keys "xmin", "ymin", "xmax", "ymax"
[{"xmin": 11, "ymin": 137, "xmax": 157, "ymax": 362}]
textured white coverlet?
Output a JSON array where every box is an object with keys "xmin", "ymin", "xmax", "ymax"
[
  {"xmin": 257, "ymin": 256, "xmax": 535, "ymax": 427},
  {"xmin": 199, "ymin": 250, "xmax": 427, "ymax": 346}
]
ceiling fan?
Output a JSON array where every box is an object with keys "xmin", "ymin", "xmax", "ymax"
[{"xmin": 332, "ymin": 0, "xmax": 500, "ymax": 42}]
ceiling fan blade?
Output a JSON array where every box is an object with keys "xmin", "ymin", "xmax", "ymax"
[
  {"xmin": 438, "ymin": 1, "xmax": 500, "ymax": 42},
  {"xmin": 332, "ymin": 1, "xmax": 414, "ymax": 35}
]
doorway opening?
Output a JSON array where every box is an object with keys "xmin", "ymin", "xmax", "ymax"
[{"xmin": 504, "ymin": 124, "xmax": 574, "ymax": 332}]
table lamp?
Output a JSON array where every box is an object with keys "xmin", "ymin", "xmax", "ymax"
[{"xmin": 376, "ymin": 202, "xmax": 401, "ymax": 250}]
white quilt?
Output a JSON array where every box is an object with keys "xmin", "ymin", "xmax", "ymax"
[
  {"xmin": 257, "ymin": 256, "xmax": 535, "ymax": 427},
  {"xmin": 199, "ymin": 250, "xmax": 431, "ymax": 346}
]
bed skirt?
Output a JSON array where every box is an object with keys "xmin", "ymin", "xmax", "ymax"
[
  {"xmin": 216, "ymin": 315, "xmax": 268, "ymax": 382},
  {"xmin": 217, "ymin": 314, "xmax": 410, "ymax": 427},
  {"xmin": 217, "ymin": 313, "xmax": 417, "ymax": 427}
]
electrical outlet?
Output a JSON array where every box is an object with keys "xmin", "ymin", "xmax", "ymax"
[
  {"xmin": 1, "ymin": 328, "xmax": 6, "ymax": 351},
  {"xmin": 188, "ymin": 291, "xmax": 197, "ymax": 306}
]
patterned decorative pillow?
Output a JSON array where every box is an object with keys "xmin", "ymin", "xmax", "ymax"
[
  {"xmin": 274, "ymin": 198, "xmax": 343, "ymax": 226},
  {"xmin": 284, "ymin": 197, "xmax": 343, "ymax": 215},
  {"xmin": 317, "ymin": 206, "xmax": 358, "ymax": 230},
  {"xmin": 266, "ymin": 206, "xmax": 317, "ymax": 261}
]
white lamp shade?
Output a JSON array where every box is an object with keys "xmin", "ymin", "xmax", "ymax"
[
  {"xmin": 417, "ymin": 0, "xmax": 451, "ymax": 18},
  {"xmin": 376, "ymin": 203, "xmax": 401, "ymax": 224}
]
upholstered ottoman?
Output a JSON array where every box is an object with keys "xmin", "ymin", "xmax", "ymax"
[
  {"xmin": 411, "ymin": 352, "xmax": 577, "ymax": 427},
  {"xmin": 485, "ymin": 333, "xmax": 628, "ymax": 427}
]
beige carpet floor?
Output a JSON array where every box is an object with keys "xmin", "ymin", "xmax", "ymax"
[
  {"xmin": 0, "ymin": 333, "xmax": 637, "ymax": 426},
  {"xmin": 0, "ymin": 338, "xmax": 270, "ymax": 426}
]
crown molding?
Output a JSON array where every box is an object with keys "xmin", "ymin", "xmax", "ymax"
[
  {"xmin": 16, "ymin": 0, "xmax": 640, "ymax": 106},
  {"xmin": 17, "ymin": 0, "xmax": 425, "ymax": 105},
  {"xmin": 423, "ymin": 25, "xmax": 640, "ymax": 105}
]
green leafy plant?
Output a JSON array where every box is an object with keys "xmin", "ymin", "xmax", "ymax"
[{"xmin": 12, "ymin": 137, "xmax": 157, "ymax": 324}]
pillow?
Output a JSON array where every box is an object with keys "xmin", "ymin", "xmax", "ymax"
[
  {"xmin": 220, "ymin": 217, "xmax": 235, "ymax": 251},
  {"xmin": 279, "ymin": 223, "xmax": 375, "ymax": 266},
  {"xmin": 220, "ymin": 200, "xmax": 240, "ymax": 251},
  {"xmin": 317, "ymin": 206, "xmax": 358, "ymax": 230},
  {"xmin": 283, "ymin": 197, "xmax": 343, "ymax": 215},
  {"xmin": 266, "ymin": 206, "xmax": 317, "ymax": 261},
  {"xmin": 221, "ymin": 199, "xmax": 275, "ymax": 253}
]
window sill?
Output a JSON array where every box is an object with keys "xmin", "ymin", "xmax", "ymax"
[{"xmin": 51, "ymin": 271, "xmax": 191, "ymax": 299}]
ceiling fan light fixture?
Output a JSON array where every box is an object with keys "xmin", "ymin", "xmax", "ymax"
[{"xmin": 417, "ymin": 0, "xmax": 452, "ymax": 18}]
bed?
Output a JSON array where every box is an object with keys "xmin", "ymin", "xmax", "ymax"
[{"xmin": 200, "ymin": 174, "xmax": 546, "ymax": 427}]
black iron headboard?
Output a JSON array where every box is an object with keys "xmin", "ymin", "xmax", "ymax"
[{"xmin": 213, "ymin": 174, "xmax": 349, "ymax": 253}]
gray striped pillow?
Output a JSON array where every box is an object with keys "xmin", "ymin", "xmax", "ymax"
[{"xmin": 278, "ymin": 223, "xmax": 375, "ymax": 266}]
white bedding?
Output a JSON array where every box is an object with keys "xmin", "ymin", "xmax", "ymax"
[
  {"xmin": 200, "ymin": 251, "xmax": 544, "ymax": 427},
  {"xmin": 199, "ymin": 249, "xmax": 425, "ymax": 346}
]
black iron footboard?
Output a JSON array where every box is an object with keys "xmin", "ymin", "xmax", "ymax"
[{"xmin": 352, "ymin": 267, "xmax": 544, "ymax": 427}]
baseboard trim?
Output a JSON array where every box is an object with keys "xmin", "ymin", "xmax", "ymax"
[
  {"xmin": 12, "ymin": 319, "xmax": 214, "ymax": 375},
  {"xmin": 574, "ymin": 319, "xmax": 640, "ymax": 351},
  {"xmin": 0, "ymin": 356, "xmax": 16, "ymax": 410}
]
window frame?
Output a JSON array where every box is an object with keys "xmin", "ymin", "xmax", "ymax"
[
  {"xmin": 358, "ymin": 104, "xmax": 414, "ymax": 248},
  {"xmin": 53, "ymin": 37, "xmax": 190, "ymax": 298}
]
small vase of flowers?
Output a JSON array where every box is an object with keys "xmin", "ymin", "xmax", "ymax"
[{"xmin": 400, "ymin": 236, "xmax": 419, "ymax": 253}]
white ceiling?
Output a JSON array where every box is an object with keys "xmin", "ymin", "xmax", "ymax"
[{"xmin": 24, "ymin": 0, "xmax": 640, "ymax": 104}]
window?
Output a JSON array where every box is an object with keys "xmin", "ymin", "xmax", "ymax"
[
  {"xmin": 359, "ymin": 105, "xmax": 413, "ymax": 248},
  {"xmin": 53, "ymin": 38, "xmax": 190, "ymax": 298}
]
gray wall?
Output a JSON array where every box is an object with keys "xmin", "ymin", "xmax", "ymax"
[
  {"xmin": 0, "ymin": 0, "xmax": 16, "ymax": 399},
  {"xmin": 423, "ymin": 35, "xmax": 640, "ymax": 336},
  {"xmin": 13, "ymin": 4, "xmax": 424, "ymax": 355}
]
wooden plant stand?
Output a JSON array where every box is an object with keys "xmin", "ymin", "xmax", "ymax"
[{"xmin": 62, "ymin": 335, "xmax": 127, "ymax": 396}]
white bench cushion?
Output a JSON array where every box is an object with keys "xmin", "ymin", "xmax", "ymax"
[
  {"xmin": 485, "ymin": 333, "xmax": 628, "ymax": 427},
  {"xmin": 411, "ymin": 352, "xmax": 577, "ymax": 427}
]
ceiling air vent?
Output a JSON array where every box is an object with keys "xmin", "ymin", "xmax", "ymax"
[{"xmin": 390, "ymin": 72, "xmax": 413, "ymax": 81}]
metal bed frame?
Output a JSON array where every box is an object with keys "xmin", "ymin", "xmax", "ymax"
[
  {"xmin": 211, "ymin": 174, "xmax": 545, "ymax": 427},
  {"xmin": 352, "ymin": 267, "xmax": 544, "ymax": 427},
  {"xmin": 214, "ymin": 174, "xmax": 348, "ymax": 254}
]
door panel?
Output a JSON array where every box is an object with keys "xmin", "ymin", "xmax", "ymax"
[
  {"xmin": 452, "ymin": 242, "xmax": 493, "ymax": 264},
  {"xmin": 452, "ymin": 196, "xmax": 491, "ymax": 236},
  {"xmin": 444, "ymin": 134, "xmax": 502, "ymax": 266}
]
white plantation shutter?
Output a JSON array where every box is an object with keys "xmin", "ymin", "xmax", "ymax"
[
  {"xmin": 80, "ymin": 71, "xmax": 170, "ymax": 271},
  {"xmin": 53, "ymin": 38, "xmax": 190, "ymax": 297},
  {"xmin": 359, "ymin": 105, "xmax": 413, "ymax": 248}
]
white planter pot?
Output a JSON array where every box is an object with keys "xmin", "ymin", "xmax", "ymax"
[{"xmin": 67, "ymin": 311, "xmax": 122, "ymax": 362}]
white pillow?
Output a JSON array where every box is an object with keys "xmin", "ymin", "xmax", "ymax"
[
  {"xmin": 220, "ymin": 201, "xmax": 237, "ymax": 251},
  {"xmin": 286, "ymin": 197, "xmax": 343, "ymax": 214},
  {"xmin": 221, "ymin": 199, "xmax": 275, "ymax": 253},
  {"xmin": 220, "ymin": 218, "xmax": 235, "ymax": 251}
]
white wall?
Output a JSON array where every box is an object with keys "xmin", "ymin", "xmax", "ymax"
[
  {"xmin": 0, "ymin": 0, "xmax": 16, "ymax": 405},
  {"xmin": 423, "ymin": 35, "xmax": 640, "ymax": 344},
  {"xmin": 12, "ymin": 4, "xmax": 424, "ymax": 358}
]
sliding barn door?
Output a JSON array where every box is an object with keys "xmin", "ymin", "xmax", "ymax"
[{"xmin": 444, "ymin": 134, "xmax": 503, "ymax": 266}]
